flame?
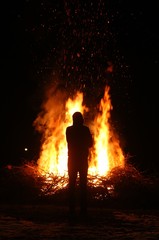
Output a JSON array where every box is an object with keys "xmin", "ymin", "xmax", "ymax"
[
  {"xmin": 34, "ymin": 85, "xmax": 125, "ymax": 179},
  {"xmin": 89, "ymin": 86, "xmax": 125, "ymax": 176}
]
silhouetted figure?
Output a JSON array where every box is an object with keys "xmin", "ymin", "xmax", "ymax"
[{"xmin": 66, "ymin": 112, "xmax": 93, "ymax": 217}]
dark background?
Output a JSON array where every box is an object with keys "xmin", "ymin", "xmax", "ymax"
[{"xmin": 1, "ymin": 1, "xmax": 159, "ymax": 175}]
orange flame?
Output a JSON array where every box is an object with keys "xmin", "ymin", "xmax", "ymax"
[
  {"xmin": 89, "ymin": 86, "xmax": 125, "ymax": 176},
  {"xmin": 34, "ymin": 85, "xmax": 125, "ymax": 178}
]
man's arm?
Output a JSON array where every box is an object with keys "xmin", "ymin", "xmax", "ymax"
[{"xmin": 87, "ymin": 128, "xmax": 93, "ymax": 148}]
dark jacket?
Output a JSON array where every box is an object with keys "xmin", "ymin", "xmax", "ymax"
[{"xmin": 66, "ymin": 124, "xmax": 93, "ymax": 164}]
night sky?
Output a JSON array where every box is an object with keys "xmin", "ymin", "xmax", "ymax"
[{"xmin": 2, "ymin": 1, "xmax": 159, "ymax": 174}]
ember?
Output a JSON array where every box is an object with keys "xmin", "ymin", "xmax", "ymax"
[{"xmin": 33, "ymin": 85, "xmax": 125, "ymax": 190}]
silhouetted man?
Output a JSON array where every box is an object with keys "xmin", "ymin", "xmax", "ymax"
[{"xmin": 66, "ymin": 112, "xmax": 93, "ymax": 217}]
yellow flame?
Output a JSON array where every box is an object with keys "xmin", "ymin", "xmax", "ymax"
[
  {"xmin": 34, "ymin": 85, "xmax": 125, "ymax": 179},
  {"xmin": 89, "ymin": 86, "xmax": 125, "ymax": 176}
]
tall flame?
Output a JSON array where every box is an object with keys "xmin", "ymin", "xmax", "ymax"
[
  {"xmin": 34, "ymin": 85, "xmax": 125, "ymax": 178},
  {"xmin": 89, "ymin": 86, "xmax": 125, "ymax": 176}
]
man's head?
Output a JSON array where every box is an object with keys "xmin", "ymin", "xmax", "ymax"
[{"xmin": 72, "ymin": 112, "xmax": 84, "ymax": 126}]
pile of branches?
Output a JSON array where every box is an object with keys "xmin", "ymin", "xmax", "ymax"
[
  {"xmin": 0, "ymin": 163, "xmax": 41, "ymax": 203},
  {"xmin": 0, "ymin": 161, "xmax": 159, "ymax": 208}
]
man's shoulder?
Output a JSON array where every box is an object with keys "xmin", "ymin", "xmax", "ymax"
[
  {"xmin": 66, "ymin": 125, "xmax": 90, "ymax": 131},
  {"xmin": 83, "ymin": 125, "xmax": 90, "ymax": 131},
  {"xmin": 66, "ymin": 126, "xmax": 73, "ymax": 132}
]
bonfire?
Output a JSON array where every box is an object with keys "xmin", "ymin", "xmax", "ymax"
[
  {"xmin": 30, "ymin": 85, "xmax": 126, "ymax": 194},
  {"xmin": 3, "ymin": 84, "xmax": 157, "ymax": 207}
]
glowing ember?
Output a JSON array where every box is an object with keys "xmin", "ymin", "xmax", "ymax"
[{"xmin": 34, "ymin": 85, "xmax": 125, "ymax": 182}]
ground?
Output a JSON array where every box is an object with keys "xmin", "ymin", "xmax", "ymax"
[{"xmin": 0, "ymin": 204, "xmax": 159, "ymax": 240}]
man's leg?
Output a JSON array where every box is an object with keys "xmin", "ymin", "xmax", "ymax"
[
  {"xmin": 68, "ymin": 170, "xmax": 77, "ymax": 215},
  {"xmin": 79, "ymin": 168, "xmax": 88, "ymax": 215}
]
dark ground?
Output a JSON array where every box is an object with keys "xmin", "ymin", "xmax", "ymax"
[
  {"xmin": 0, "ymin": 204, "xmax": 159, "ymax": 240},
  {"xmin": 0, "ymin": 164, "xmax": 159, "ymax": 239}
]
